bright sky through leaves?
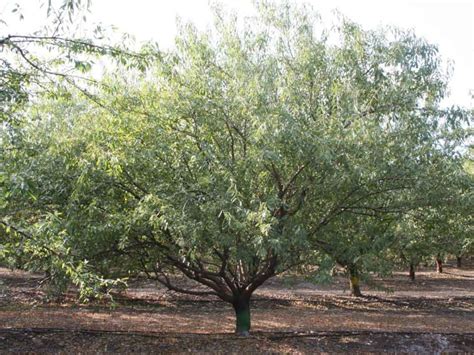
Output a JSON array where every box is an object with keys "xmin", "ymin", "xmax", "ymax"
[{"xmin": 3, "ymin": 0, "xmax": 473, "ymax": 107}]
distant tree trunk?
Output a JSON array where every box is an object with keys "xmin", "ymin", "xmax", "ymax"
[
  {"xmin": 348, "ymin": 265, "xmax": 363, "ymax": 297},
  {"xmin": 409, "ymin": 262, "xmax": 415, "ymax": 281},
  {"xmin": 232, "ymin": 295, "xmax": 251, "ymax": 336},
  {"xmin": 435, "ymin": 256, "xmax": 443, "ymax": 273},
  {"xmin": 456, "ymin": 255, "xmax": 462, "ymax": 268}
]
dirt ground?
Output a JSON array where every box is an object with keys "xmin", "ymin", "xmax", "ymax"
[{"xmin": 0, "ymin": 263, "xmax": 473, "ymax": 353}]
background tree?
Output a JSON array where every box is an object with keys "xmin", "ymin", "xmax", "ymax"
[
  {"xmin": 256, "ymin": 2, "xmax": 472, "ymax": 293},
  {"xmin": 389, "ymin": 150, "xmax": 473, "ymax": 278},
  {"xmin": 0, "ymin": 0, "xmax": 157, "ymax": 125}
]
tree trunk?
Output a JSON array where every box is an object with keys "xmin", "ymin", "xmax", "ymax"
[
  {"xmin": 409, "ymin": 263, "xmax": 415, "ymax": 281},
  {"xmin": 349, "ymin": 266, "xmax": 363, "ymax": 297},
  {"xmin": 233, "ymin": 296, "xmax": 251, "ymax": 336},
  {"xmin": 435, "ymin": 257, "xmax": 443, "ymax": 273},
  {"xmin": 456, "ymin": 256, "xmax": 462, "ymax": 268}
]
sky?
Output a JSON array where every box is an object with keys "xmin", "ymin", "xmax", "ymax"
[{"xmin": 3, "ymin": 0, "xmax": 474, "ymax": 107}]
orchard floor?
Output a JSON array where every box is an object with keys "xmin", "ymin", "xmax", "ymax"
[{"xmin": 0, "ymin": 264, "xmax": 473, "ymax": 353}]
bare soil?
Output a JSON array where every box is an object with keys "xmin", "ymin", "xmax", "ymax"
[{"xmin": 0, "ymin": 263, "xmax": 473, "ymax": 353}]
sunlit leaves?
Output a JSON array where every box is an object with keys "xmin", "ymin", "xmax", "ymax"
[{"xmin": 1, "ymin": 1, "xmax": 472, "ymax": 301}]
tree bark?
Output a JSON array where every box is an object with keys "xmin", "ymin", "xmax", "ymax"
[
  {"xmin": 233, "ymin": 296, "xmax": 251, "ymax": 336},
  {"xmin": 348, "ymin": 266, "xmax": 363, "ymax": 297},
  {"xmin": 409, "ymin": 262, "xmax": 415, "ymax": 281},
  {"xmin": 435, "ymin": 257, "xmax": 443, "ymax": 273},
  {"xmin": 456, "ymin": 256, "xmax": 462, "ymax": 268}
]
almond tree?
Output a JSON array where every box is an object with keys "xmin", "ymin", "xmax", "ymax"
[
  {"xmin": 256, "ymin": 2, "xmax": 472, "ymax": 295},
  {"xmin": 2, "ymin": 1, "xmax": 471, "ymax": 334}
]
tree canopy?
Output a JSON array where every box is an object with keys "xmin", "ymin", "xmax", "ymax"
[{"xmin": 1, "ymin": 1, "xmax": 472, "ymax": 335}]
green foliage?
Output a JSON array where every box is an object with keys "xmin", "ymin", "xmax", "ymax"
[
  {"xmin": 1, "ymin": 1, "xmax": 472, "ymax": 311},
  {"xmin": 0, "ymin": 0, "xmax": 158, "ymax": 127}
]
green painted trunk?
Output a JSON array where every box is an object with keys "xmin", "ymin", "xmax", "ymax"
[{"xmin": 233, "ymin": 298, "xmax": 251, "ymax": 335}]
